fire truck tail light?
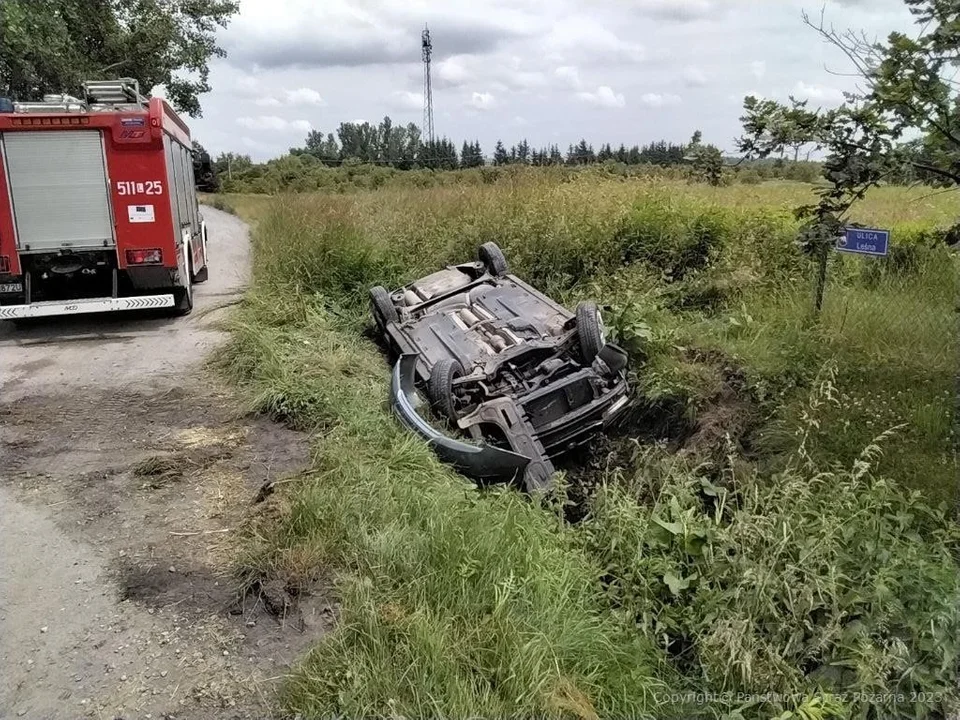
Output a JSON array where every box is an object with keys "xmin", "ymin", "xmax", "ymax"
[
  {"xmin": 0, "ymin": 256, "xmax": 9, "ymax": 273},
  {"xmin": 126, "ymin": 248, "xmax": 163, "ymax": 265}
]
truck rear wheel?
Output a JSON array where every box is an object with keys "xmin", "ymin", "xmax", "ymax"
[
  {"xmin": 174, "ymin": 251, "xmax": 194, "ymax": 316},
  {"xmin": 174, "ymin": 284, "xmax": 193, "ymax": 316},
  {"xmin": 193, "ymin": 224, "xmax": 209, "ymax": 283}
]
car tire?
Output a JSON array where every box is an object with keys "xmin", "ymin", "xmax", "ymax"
[
  {"xmin": 576, "ymin": 301, "xmax": 605, "ymax": 363},
  {"xmin": 429, "ymin": 359, "xmax": 464, "ymax": 419},
  {"xmin": 479, "ymin": 242, "xmax": 508, "ymax": 276},
  {"xmin": 370, "ymin": 285, "xmax": 398, "ymax": 331}
]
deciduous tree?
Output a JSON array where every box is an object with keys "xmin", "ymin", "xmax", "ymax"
[{"xmin": 0, "ymin": 0, "xmax": 239, "ymax": 116}]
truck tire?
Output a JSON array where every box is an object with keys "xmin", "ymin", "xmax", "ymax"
[
  {"xmin": 174, "ymin": 284, "xmax": 193, "ymax": 316},
  {"xmin": 576, "ymin": 301, "xmax": 604, "ymax": 363},
  {"xmin": 174, "ymin": 250, "xmax": 194, "ymax": 316},
  {"xmin": 370, "ymin": 285, "xmax": 398, "ymax": 332},
  {"xmin": 479, "ymin": 242, "xmax": 508, "ymax": 276},
  {"xmin": 193, "ymin": 224, "xmax": 209, "ymax": 283},
  {"xmin": 429, "ymin": 359, "xmax": 464, "ymax": 419}
]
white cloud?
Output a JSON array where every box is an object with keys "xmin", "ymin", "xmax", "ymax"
[
  {"xmin": 436, "ymin": 55, "xmax": 473, "ymax": 88},
  {"xmin": 236, "ymin": 115, "xmax": 312, "ymax": 132},
  {"xmin": 544, "ymin": 17, "xmax": 644, "ymax": 64},
  {"xmin": 635, "ymin": 0, "xmax": 717, "ymax": 21},
  {"xmin": 641, "ymin": 92, "xmax": 682, "ymax": 107},
  {"xmin": 791, "ymin": 81, "xmax": 846, "ymax": 104},
  {"xmin": 234, "ymin": 75, "xmax": 261, "ymax": 96},
  {"xmin": 577, "ymin": 85, "xmax": 626, "ymax": 109},
  {"xmin": 730, "ymin": 89, "xmax": 766, "ymax": 102},
  {"xmin": 683, "ymin": 66, "xmax": 708, "ymax": 87},
  {"xmin": 284, "ymin": 87, "xmax": 326, "ymax": 106},
  {"xmin": 252, "ymin": 87, "xmax": 325, "ymax": 107},
  {"xmin": 433, "ymin": 53, "xmax": 554, "ymax": 95},
  {"xmin": 222, "ymin": 1, "xmax": 541, "ymax": 71},
  {"xmin": 511, "ymin": 71, "xmax": 548, "ymax": 90},
  {"xmin": 554, "ymin": 65, "xmax": 582, "ymax": 90},
  {"xmin": 751, "ymin": 61, "xmax": 767, "ymax": 80},
  {"xmin": 241, "ymin": 136, "xmax": 275, "ymax": 152},
  {"xmin": 389, "ymin": 90, "xmax": 423, "ymax": 110},
  {"xmin": 468, "ymin": 91, "xmax": 497, "ymax": 110}
]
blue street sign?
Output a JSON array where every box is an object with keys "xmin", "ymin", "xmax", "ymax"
[{"xmin": 837, "ymin": 227, "xmax": 890, "ymax": 257}]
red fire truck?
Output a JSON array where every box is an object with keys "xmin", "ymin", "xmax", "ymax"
[{"xmin": 0, "ymin": 79, "xmax": 209, "ymax": 321}]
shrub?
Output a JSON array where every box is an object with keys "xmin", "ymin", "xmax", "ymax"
[
  {"xmin": 615, "ymin": 200, "xmax": 729, "ymax": 280},
  {"xmin": 204, "ymin": 195, "xmax": 236, "ymax": 214},
  {"xmin": 581, "ymin": 435, "xmax": 960, "ymax": 719}
]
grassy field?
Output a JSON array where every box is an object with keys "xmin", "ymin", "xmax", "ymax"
[{"xmin": 218, "ymin": 173, "xmax": 960, "ymax": 719}]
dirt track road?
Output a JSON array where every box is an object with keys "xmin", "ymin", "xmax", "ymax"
[{"xmin": 0, "ymin": 208, "xmax": 321, "ymax": 719}]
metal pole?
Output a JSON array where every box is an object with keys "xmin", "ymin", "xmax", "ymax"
[{"xmin": 814, "ymin": 241, "xmax": 829, "ymax": 316}]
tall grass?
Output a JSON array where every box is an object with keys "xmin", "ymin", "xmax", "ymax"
[
  {"xmin": 221, "ymin": 175, "xmax": 960, "ymax": 718},
  {"xmin": 237, "ymin": 172, "xmax": 957, "ymax": 500},
  {"xmin": 224, "ymin": 295, "xmax": 672, "ymax": 719}
]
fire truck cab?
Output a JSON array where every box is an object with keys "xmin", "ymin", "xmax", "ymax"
[{"xmin": 0, "ymin": 79, "xmax": 209, "ymax": 321}]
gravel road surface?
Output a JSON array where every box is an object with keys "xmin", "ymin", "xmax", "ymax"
[{"xmin": 0, "ymin": 207, "xmax": 322, "ymax": 719}]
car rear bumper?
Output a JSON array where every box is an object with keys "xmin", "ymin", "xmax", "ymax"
[
  {"xmin": 0, "ymin": 294, "xmax": 175, "ymax": 319},
  {"xmin": 391, "ymin": 354, "xmax": 554, "ymax": 491}
]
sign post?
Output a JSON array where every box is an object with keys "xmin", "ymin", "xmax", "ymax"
[
  {"xmin": 836, "ymin": 227, "xmax": 890, "ymax": 257},
  {"xmin": 814, "ymin": 226, "xmax": 891, "ymax": 317}
]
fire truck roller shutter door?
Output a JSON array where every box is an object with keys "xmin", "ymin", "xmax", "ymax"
[{"xmin": 2, "ymin": 130, "xmax": 114, "ymax": 251}]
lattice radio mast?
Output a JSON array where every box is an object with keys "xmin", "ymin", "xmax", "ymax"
[{"xmin": 421, "ymin": 25, "xmax": 435, "ymax": 145}]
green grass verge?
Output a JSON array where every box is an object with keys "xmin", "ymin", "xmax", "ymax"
[
  {"xmin": 221, "ymin": 178, "xmax": 960, "ymax": 719},
  {"xmin": 222, "ymin": 296, "xmax": 672, "ymax": 718}
]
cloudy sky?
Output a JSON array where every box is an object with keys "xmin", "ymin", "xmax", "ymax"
[{"xmin": 183, "ymin": 0, "xmax": 917, "ymax": 161}]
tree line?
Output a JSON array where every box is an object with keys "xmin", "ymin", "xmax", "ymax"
[
  {"xmin": 491, "ymin": 139, "xmax": 689, "ymax": 167},
  {"xmin": 285, "ymin": 116, "xmax": 707, "ymax": 171}
]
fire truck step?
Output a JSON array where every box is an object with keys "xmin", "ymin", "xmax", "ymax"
[{"xmin": 0, "ymin": 294, "xmax": 175, "ymax": 319}]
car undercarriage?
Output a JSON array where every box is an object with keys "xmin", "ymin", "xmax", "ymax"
[{"xmin": 371, "ymin": 242, "xmax": 630, "ymax": 491}]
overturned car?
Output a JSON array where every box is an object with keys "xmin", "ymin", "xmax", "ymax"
[{"xmin": 370, "ymin": 242, "xmax": 630, "ymax": 491}]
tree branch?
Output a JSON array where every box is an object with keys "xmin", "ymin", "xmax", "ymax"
[
  {"xmin": 900, "ymin": 73, "xmax": 960, "ymax": 149},
  {"xmin": 909, "ymin": 159, "xmax": 960, "ymax": 184},
  {"xmin": 804, "ymin": 10, "xmax": 877, "ymax": 83}
]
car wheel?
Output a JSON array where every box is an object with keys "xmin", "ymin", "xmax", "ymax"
[
  {"xmin": 370, "ymin": 285, "xmax": 398, "ymax": 331},
  {"xmin": 576, "ymin": 300, "xmax": 605, "ymax": 363},
  {"xmin": 429, "ymin": 359, "xmax": 465, "ymax": 419},
  {"xmin": 478, "ymin": 242, "xmax": 508, "ymax": 276}
]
